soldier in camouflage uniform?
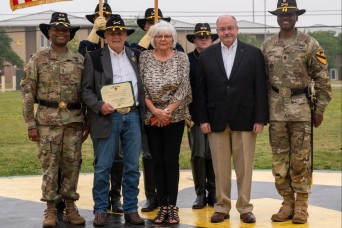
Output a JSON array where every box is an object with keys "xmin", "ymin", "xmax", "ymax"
[
  {"xmin": 261, "ymin": 0, "xmax": 332, "ymax": 224},
  {"xmin": 21, "ymin": 12, "xmax": 86, "ymax": 227}
]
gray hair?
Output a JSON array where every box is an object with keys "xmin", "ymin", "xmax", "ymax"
[{"xmin": 150, "ymin": 20, "xmax": 177, "ymax": 49}]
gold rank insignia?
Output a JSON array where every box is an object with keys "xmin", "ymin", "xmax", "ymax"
[{"xmin": 315, "ymin": 49, "xmax": 327, "ymax": 65}]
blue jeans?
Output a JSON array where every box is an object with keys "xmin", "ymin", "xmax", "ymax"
[{"xmin": 92, "ymin": 109, "xmax": 141, "ymax": 214}]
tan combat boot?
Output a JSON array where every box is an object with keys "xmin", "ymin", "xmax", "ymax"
[
  {"xmin": 63, "ymin": 199, "xmax": 86, "ymax": 225},
  {"xmin": 43, "ymin": 201, "xmax": 57, "ymax": 227},
  {"xmin": 271, "ymin": 194, "xmax": 295, "ymax": 222},
  {"xmin": 292, "ymin": 193, "xmax": 309, "ymax": 224}
]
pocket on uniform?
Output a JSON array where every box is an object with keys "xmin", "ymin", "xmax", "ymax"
[
  {"xmin": 37, "ymin": 138, "xmax": 52, "ymax": 167},
  {"xmin": 285, "ymin": 96, "xmax": 310, "ymax": 120}
]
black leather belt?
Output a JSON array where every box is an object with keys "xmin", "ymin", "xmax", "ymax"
[
  {"xmin": 115, "ymin": 106, "xmax": 137, "ymax": 114},
  {"xmin": 38, "ymin": 100, "xmax": 82, "ymax": 110},
  {"xmin": 271, "ymin": 86, "xmax": 307, "ymax": 97}
]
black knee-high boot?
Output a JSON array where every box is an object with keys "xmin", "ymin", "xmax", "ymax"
[
  {"xmin": 191, "ymin": 157, "xmax": 207, "ymax": 209},
  {"xmin": 109, "ymin": 162, "xmax": 124, "ymax": 213},
  {"xmin": 141, "ymin": 158, "xmax": 158, "ymax": 212},
  {"xmin": 206, "ymin": 159, "xmax": 216, "ymax": 206}
]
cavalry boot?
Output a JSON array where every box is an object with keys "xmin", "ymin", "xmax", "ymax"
[
  {"xmin": 205, "ymin": 159, "xmax": 216, "ymax": 206},
  {"xmin": 141, "ymin": 158, "xmax": 158, "ymax": 212},
  {"xmin": 110, "ymin": 162, "xmax": 124, "ymax": 213},
  {"xmin": 292, "ymin": 193, "xmax": 309, "ymax": 224},
  {"xmin": 63, "ymin": 200, "xmax": 86, "ymax": 225},
  {"xmin": 191, "ymin": 157, "xmax": 207, "ymax": 209},
  {"xmin": 271, "ymin": 194, "xmax": 295, "ymax": 222},
  {"xmin": 43, "ymin": 201, "xmax": 57, "ymax": 227}
]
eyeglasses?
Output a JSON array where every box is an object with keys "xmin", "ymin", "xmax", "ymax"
[
  {"xmin": 155, "ymin": 35, "xmax": 173, "ymax": 40},
  {"xmin": 217, "ymin": 26, "xmax": 236, "ymax": 33}
]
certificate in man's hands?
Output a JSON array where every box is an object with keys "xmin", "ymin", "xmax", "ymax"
[{"xmin": 100, "ymin": 82, "xmax": 135, "ymax": 109}]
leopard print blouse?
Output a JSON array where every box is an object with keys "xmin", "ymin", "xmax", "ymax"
[{"xmin": 139, "ymin": 50, "xmax": 192, "ymax": 125}]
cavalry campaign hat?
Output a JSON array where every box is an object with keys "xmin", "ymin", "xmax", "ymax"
[
  {"xmin": 96, "ymin": 15, "xmax": 135, "ymax": 38},
  {"xmin": 137, "ymin": 8, "xmax": 171, "ymax": 30},
  {"xmin": 39, "ymin": 12, "xmax": 80, "ymax": 40},
  {"xmin": 269, "ymin": 0, "xmax": 306, "ymax": 16},
  {"xmin": 186, "ymin": 23, "xmax": 219, "ymax": 43},
  {"xmin": 86, "ymin": 3, "xmax": 112, "ymax": 24}
]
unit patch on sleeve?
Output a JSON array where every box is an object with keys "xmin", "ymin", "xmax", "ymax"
[{"xmin": 315, "ymin": 49, "xmax": 327, "ymax": 65}]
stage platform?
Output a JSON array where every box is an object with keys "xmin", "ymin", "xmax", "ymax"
[{"xmin": 0, "ymin": 170, "xmax": 340, "ymax": 228}]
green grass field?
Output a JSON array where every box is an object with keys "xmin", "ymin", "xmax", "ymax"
[{"xmin": 0, "ymin": 87, "xmax": 341, "ymax": 176}]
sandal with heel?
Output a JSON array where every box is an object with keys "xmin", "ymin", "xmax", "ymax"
[
  {"xmin": 154, "ymin": 206, "xmax": 168, "ymax": 224},
  {"xmin": 168, "ymin": 205, "xmax": 179, "ymax": 224}
]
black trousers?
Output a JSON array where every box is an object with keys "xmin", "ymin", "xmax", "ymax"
[{"xmin": 145, "ymin": 120, "xmax": 185, "ymax": 206}]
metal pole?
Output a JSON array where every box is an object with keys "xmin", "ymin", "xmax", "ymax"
[
  {"xmin": 264, "ymin": 0, "xmax": 266, "ymax": 41},
  {"xmin": 252, "ymin": 0, "xmax": 255, "ymax": 22}
]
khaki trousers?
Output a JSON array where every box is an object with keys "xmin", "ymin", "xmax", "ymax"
[{"xmin": 208, "ymin": 127, "xmax": 256, "ymax": 214}]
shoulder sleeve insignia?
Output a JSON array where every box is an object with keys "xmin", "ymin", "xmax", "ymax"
[{"xmin": 315, "ymin": 49, "xmax": 327, "ymax": 65}]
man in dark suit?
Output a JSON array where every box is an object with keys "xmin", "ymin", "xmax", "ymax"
[
  {"xmin": 81, "ymin": 15, "xmax": 145, "ymax": 226},
  {"xmin": 197, "ymin": 15, "xmax": 268, "ymax": 224}
]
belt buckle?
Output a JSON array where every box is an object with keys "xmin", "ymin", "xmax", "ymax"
[
  {"xmin": 58, "ymin": 101, "xmax": 67, "ymax": 109},
  {"xmin": 279, "ymin": 87, "xmax": 291, "ymax": 98},
  {"xmin": 116, "ymin": 107, "xmax": 131, "ymax": 114}
]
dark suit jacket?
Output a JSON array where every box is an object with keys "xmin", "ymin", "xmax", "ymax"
[
  {"xmin": 197, "ymin": 40, "xmax": 268, "ymax": 132},
  {"xmin": 81, "ymin": 45, "xmax": 145, "ymax": 138}
]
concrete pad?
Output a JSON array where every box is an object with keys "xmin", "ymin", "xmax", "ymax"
[{"xmin": 0, "ymin": 170, "xmax": 340, "ymax": 227}]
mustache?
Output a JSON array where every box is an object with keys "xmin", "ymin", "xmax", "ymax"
[{"xmin": 222, "ymin": 34, "xmax": 233, "ymax": 38}]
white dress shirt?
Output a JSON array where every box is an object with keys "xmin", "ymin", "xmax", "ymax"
[
  {"xmin": 221, "ymin": 39, "xmax": 238, "ymax": 79},
  {"xmin": 108, "ymin": 46, "xmax": 139, "ymax": 105}
]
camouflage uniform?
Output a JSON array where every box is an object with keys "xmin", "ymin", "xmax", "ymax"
[
  {"xmin": 21, "ymin": 47, "xmax": 84, "ymax": 202},
  {"xmin": 261, "ymin": 31, "xmax": 332, "ymax": 195}
]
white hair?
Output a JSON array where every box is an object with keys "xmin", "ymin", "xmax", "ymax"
[{"xmin": 150, "ymin": 20, "xmax": 177, "ymax": 49}]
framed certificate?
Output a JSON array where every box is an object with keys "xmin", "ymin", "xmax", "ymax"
[{"xmin": 100, "ymin": 81, "xmax": 136, "ymax": 109}]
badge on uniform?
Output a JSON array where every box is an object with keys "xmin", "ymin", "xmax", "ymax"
[
  {"xmin": 315, "ymin": 49, "xmax": 327, "ymax": 65},
  {"xmin": 131, "ymin": 51, "xmax": 136, "ymax": 62}
]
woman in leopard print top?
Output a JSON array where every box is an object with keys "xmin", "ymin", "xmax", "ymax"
[{"xmin": 139, "ymin": 21, "xmax": 191, "ymax": 224}]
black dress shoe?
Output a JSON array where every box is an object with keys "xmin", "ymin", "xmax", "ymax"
[
  {"xmin": 192, "ymin": 195, "xmax": 207, "ymax": 209},
  {"xmin": 240, "ymin": 212, "xmax": 256, "ymax": 223},
  {"xmin": 124, "ymin": 212, "xmax": 145, "ymax": 225},
  {"xmin": 210, "ymin": 212, "xmax": 229, "ymax": 223}
]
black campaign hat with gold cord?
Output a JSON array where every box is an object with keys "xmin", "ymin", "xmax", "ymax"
[
  {"xmin": 137, "ymin": 8, "xmax": 171, "ymax": 30},
  {"xmin": 269, "ymin": 0, "xmax": 306, "ymax": 16},
  {"xmin": 86, "ymin": 3, "xmax": 113, "ymax": 24},
  {"xmin": 39, "ymin": 12, "xmax": 80, "ymax": 40},
  {"xmin": 186, "ymin": 23, "xmax": 219, "ymax": 43},
  {"xmin": 96, "ymin": 15, "xmax": 135, "ymax": 39}
]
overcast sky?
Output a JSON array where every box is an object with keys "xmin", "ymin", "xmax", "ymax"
[{"xmin": 1, "ymin": 0, "xmax": 341, "ymax": 27}]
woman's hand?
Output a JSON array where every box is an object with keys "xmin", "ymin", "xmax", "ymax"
[{"xmin": 151, "ymin": 108, "xmax": 171, "ymax": 127}]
